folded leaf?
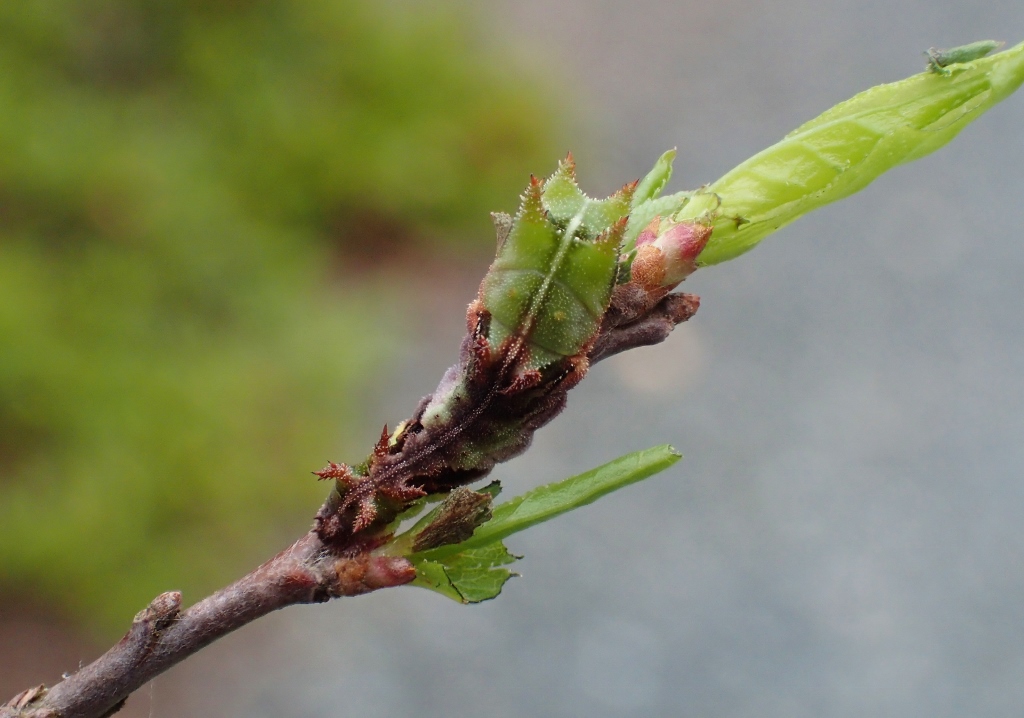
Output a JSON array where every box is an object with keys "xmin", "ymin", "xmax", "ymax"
[{"xmin": 688, "ymin": 39, "xmax": 1024, "ymax": 265}]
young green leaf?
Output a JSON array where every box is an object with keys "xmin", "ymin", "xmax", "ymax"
[
  {"xmin": 418, "ymin": 444, "xmax": 681, "ymax": 561},
  {"xmin": 632, "ymin": 148, "xmax": 677, "ymax": 207},
  {"xmin": 410, "ymin": 557, "xmax": 465, "ymax": 602},
  {"xmin": 685, "ymin": 39, "xmax": 1024, "ymax": 266},
  {"xmin": 406, "ymin": 445, "xmax": 680, "ymax": 602},
  {"xmin": 410, "ymin": 542, "xmax": 520, "ymax": 603}
]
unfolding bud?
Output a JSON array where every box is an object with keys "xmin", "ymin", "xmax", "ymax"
[
  {"xmin": 695, "ymin": 39, "xmax": 1024, "ymax": 265},
  {"xmin": 630, "ymin": 217, "xmax": 711, "ymax": 290},
  {"xmin": 332, "ymin": 555, "xmax": 416, "ymax": 596}
]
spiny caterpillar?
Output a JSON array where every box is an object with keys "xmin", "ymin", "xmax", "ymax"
[
  {"xmin": 312, "ymin": 39, "xmax": 1024, "ymax": 546},
  {"xmin": 315, "ymin": 157, "xmax": 653, "ymax": 538}
]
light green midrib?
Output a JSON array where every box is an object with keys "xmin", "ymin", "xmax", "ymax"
[
  {"xmin": 490, "ymin": 267, "xmax": 604, "ymax": 321},
  {"xmin": 503, "ymin": 203, "xmax": 590, "ymax": 356},
  {"xmin": 714, "ymin": 87, "xmax": 985, "ymax": 233}
]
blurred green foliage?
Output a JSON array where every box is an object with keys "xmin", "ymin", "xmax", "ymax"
[{"xmin": 0, "ymin": 0, "xmax": 560, "ymax": 633}]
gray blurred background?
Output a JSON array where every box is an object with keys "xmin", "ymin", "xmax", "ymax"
[{"xmin": 21, "ymin": 1, "xmax": 1024, "ymax": 716}]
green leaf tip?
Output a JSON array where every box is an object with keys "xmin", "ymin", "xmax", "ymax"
[
  {"xmin": 633, "ymin": 148, "xmax": 677, "ymax": 207},
  {"xmin": 687, "ymin": 38, "xmax": 1024, "ymax": 266},
  {"xmin": 406, "ymin": 444, "xmax": 680, "ymax": 602}
]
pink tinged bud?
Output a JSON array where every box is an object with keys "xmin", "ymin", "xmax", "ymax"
[
  {"xmin": 632, "ymin": 217, "xmax": 711, "ymax": 289},
  {"xmin": 363, "ymin": 556, "xmax": 417, "ymax": 590},
  {"xmin": 332, "ymin": 555, "xmax": 416, "ymax": 596},
  {"xmin": 634, "ymin": 218, "xmax": 661, "ymax": 248}
]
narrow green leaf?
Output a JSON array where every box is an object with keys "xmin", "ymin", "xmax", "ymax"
[
  {"xmin": 419, "ymin": 444, "xmax": 681, "ymax": 560},
  {"xmin": 632, "ymin": 148, "xmax": 677, "ymax": 207},
  {"xmin": 407, "ymin": 446, "xmax": 680, "ymax": 603},
  {"xmin": 689, "ymin": 39, "xmax": 1024, "ymax": 266}
]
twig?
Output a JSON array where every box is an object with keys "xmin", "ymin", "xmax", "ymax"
[
  {"xmin": 2, "ymin": 240, "xmax": 700, "ymax": 718},
  {"xmin": 1, "ymin": 530, "xmax": 414, "ymax": 718}
]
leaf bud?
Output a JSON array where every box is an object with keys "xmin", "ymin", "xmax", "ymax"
[{"xmin": 630, "ymin": 217, "xmax": 711, "ymax": 289}]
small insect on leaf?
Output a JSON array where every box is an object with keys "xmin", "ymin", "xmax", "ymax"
[
  {"xmin": 927, "ymin": 40, "xmax": 1004, "ymax": 75},
  {"xmin": 688, "ymin": 38, "xmax": 1024, "ymax": 266}
]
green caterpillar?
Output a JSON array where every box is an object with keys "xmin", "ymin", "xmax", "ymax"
[
  {"xmin": 316, "ymin": 40, "xmax": 1024, "ymax": 540},
  {"xmin": 480, "ymin": 156, "xmax": 632, "ymax": 371}
]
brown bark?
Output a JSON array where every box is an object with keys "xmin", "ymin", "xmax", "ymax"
[
  {"xmin": 1, "ymin": 531, "xmax": 414, "ymax": 718},
  {"xmin": 2, "ymin": 282, "xmax": 699, "ymax": 718}
]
